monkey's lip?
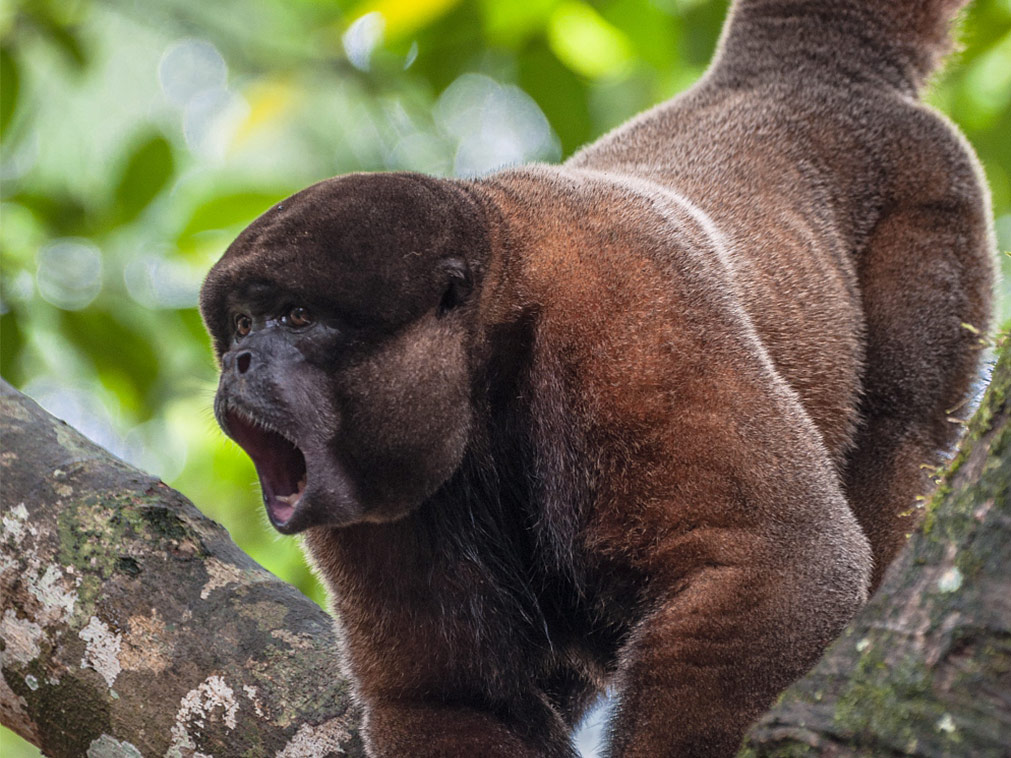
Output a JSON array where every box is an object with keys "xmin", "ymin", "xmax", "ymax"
[{"xmin": 223, "ymin": 409, "xmax": 308, "ymax": 530}]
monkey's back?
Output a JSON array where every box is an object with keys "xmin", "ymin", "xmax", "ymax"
[
  {"xmin": 567, "ymin": 2, "xmax": 995, "ymax": 584},
  {"xmin": 566, "ymin": 83, "xmax": 873, "ymax": 467}
]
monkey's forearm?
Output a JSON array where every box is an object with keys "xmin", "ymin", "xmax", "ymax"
[{"xmin": 606, "ymin": 531, "xmax": 868, "ymax": 757}]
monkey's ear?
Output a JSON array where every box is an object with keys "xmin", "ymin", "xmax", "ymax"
[{"xmin": 437, "ymin": 257, "xmax": 473, "ymax": 317}]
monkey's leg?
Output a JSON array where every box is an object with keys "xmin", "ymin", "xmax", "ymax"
[
  {"xmin": 604, "ymin": 523, "xmax": 868, "ymax": 757},
  {"xmin": 362, "ymin": 696, "xmax": 579, "ymax": 757},
  {"xmin": 845, "ymin": 203, "xmax": 991, "ymax": 589}
]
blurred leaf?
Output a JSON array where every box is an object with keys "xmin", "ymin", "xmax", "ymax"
[
  {"xmin": 601, "ymin": 0, "xmax": 678, "ymax": 70},
  {"xmin": 956, "ymin": 0, "xmax": 1011, "ymax": 63},
  {"xmin": 177, "ymin": 307, "xmax": 215, "ymax": 357},
  {"xmin": 32, "ymin": 11, "xmax": 88, "ymax": 70},
  {"xmin": 0, "ymin": 201, "xmax": 44, "ymax": 268},
  {"xmin": 1, "ymin": 46, "xmax": 18, "ymax": 136},
  {"xmin": 547, "ymin": 1, "xmax": 634, "ymax": 80},
  {"xmin": 479, "ymin": 0, "xmax": 558, "ymax": 47},
  {"xmin": 676, "ymin": 0, "xmax": 729, "ymax": 66},
  {"xmin": 113, "ymin": 134, "xmax": 175, "ymax": 225},
  {"xmin": 180, "ymin": 191, "xmax": 288, "ymax": 240},
  {"xmin": 58, "ymin": 309, "xmax": 161, "ymax": 414},
  {"xmin": 409, "ymin": 2, "xmax": 488, "ymax": 91},
  {"xmin": 518, "ymin": 41, "xmax": 593, "ymax": 155},
  {"xmin": 0, "ymin": 310, "xmax": 26, "ymax": 386},
  {"xmin": 13, "ymin": 191, "xmax": 88, "ymax": 236},
  {"xmin": 961, "ymin": 31, "xmax": 1011, "ymax": 128}
]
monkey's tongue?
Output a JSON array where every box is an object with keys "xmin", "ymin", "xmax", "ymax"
[{"xmin": 225, "ymin": 411, "xmax": 307, "ymax": 529}]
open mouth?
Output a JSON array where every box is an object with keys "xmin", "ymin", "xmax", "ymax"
[{"xmin": 224, "ymin": 409, "xmax": 307, "ymax": 529}]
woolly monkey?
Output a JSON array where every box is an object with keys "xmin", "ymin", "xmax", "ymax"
[{"xmin": 201, "ymin": 1, "xmax": 994, "ymax": 754}]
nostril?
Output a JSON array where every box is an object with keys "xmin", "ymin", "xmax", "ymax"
[{"xmin": 236, "ymin": 352, "xmax": 252, "ymax": 374}]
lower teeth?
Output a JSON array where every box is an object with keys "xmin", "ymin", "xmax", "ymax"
[{"xmin": 276, "ymin": 476, "xmax": 308, "ymax": 506}]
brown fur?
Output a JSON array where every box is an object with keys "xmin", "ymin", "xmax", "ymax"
[{"xmin": 200, "ymin": 0, "xmax": 994, "ymax": 755}]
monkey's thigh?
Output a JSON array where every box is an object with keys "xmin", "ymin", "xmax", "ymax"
[{"xmin": 844, "ymin": 203, "xmax": 991, "ymax": 589}]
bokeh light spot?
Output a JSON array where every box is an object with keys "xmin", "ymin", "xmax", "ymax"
[
  {"xmin": 183, "ymin": 87, "xmax": 249, "ymax": 160},
  {"xmin": 435, "ymin": 73, "xmax": 560, "ymax": 177},
  {"xmin": 124, "ymin": 253, "xmax": 204, "ymax": 309},
  {"xmin": 36, "ymin": 239, "xmax": 103, "ymax": 311},
  {"xmin": 158, "ymin": 39, "xmax": 228, "ymax": 107},
  {"xmin": 343, "ymin": 12, "xmax": 385, "ymax": 71}
]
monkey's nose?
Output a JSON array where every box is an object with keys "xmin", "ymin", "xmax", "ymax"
[
  {"xmin": 223, "ymin": 350, "xmax": 255, "ymax": 375},
  {"xmin": 235, "ymin": 351, "xmax": 253, "ymax": 374}
]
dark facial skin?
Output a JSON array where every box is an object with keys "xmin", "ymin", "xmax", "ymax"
[{"xmin": 201, "ymin": 172, "xmax": 490, "ymax": 532}]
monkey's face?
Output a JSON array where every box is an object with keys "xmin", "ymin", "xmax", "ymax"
[{"xmin": 199, "ymin": 173, "xmax": 489, "ymax": 533}]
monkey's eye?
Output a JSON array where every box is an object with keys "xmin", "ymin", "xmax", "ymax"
[
  {"xmin": 235, "ymin": 314, "xmax": 252, "ymax": 337},
  {"xmin": 282, "ymin": 306, "xmax": 313, "ymax": 328}
]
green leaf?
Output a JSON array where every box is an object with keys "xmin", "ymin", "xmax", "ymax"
[
  {"xmin": 0, "ymin": 46, "xmax": 19, "ymax": 137},
  {"xmin": 547, "ymin": 1, "xmax": 634, "ymax": 80},
  {"xmin": 479, "ymin": 0, "xmax": 558, "ymax": 47},
  {"xmin": 113, "ymin": 135, "xmax": 176, "ymax": 225},
  {"xmin": 36, "ymin": 14, "xmax": 88, "ymax": 70},
  {"xmin": 600, "ymin": 0, "xmax": 679, "ymax": 71},
  {"xmin": 518, "ymin": 41, "xmax": 592, "ymax": 156},
  {"xmin": 58, "ymin": 308, "xmax": 161, "ymax": 413},
  {"xmin": 13, "ymin": 191, "xmax": 88, "ymax": 237},
  {"xmin": 410, "ymin": 2, "xmax": 488, "ymax": 91},
  {"xmin": 0, "ymin": 310, "xmax": 26, "ymax": 386}
]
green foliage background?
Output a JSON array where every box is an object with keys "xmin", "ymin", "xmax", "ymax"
[{"xmin": 1, "ymin": 1, "xmax": 1009, "ymax": 754}]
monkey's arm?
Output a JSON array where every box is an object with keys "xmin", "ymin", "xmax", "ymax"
[
  {"xmin": 544, "ymin": 302, "xmax": 873, "ymax": 758},
  {"xmin": 596, "ymin": 382, "xmax": 872, "ymax": 758},
  {"xmin": 606, "ymin": 531, "xmax": 867, "ymax": 757}
]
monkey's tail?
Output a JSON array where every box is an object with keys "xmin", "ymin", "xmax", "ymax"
[
  {"xmin": 718, "ymin": 0, "xmax": 971, "ymax": 91},
  {"xmin": 865, "ymin": 0, "xmax": 970, "ymax": 83}
]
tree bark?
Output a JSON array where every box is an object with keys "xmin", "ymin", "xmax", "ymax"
[
  {"xmin": 742, "ymin": 336, "xmax": 1011, "ymax": 757},
  {"xmin": 0, "ymin": 380, "xmax": 366, "ymax": 757},
  {"xmin": 1, "ymin": 335, "xmax": 1008, "ymax": 758}
]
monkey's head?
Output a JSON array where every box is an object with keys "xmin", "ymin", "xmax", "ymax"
[{"xmin": 199, "ymin": 172, "xmax": 491, "ymax": 533}]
